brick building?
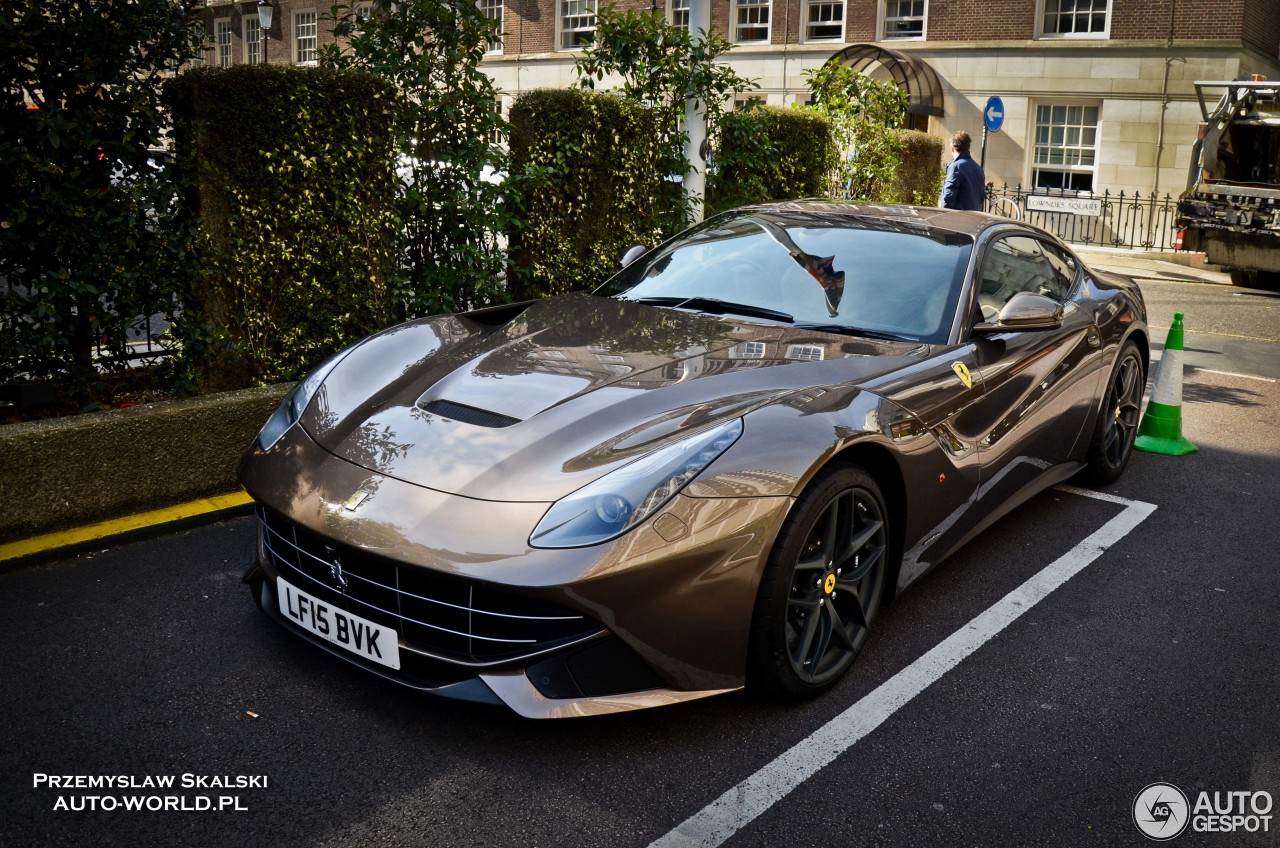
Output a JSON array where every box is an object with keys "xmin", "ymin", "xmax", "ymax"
[{"xmin": 205, "ymin": 0, "xmax": 1280, "ymax": 198}]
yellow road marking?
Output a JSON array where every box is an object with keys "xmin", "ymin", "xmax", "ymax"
[{"xmin": 0, "ymin": 490, "xmax": 253, "ymax": 563}]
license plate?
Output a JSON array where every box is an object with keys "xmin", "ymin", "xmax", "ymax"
[{"xmin": 277, "ymin": 577, "xmax": 401, "ymax": 670}]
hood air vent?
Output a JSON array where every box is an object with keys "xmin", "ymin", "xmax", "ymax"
[{"xmin": 421, "ymin": 399, "xmax": 521, "ymax": 428}]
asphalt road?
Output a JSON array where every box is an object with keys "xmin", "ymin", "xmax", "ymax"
[{"xmin": 2, "ymin": 262, "xmax": 1278, "ymax": 848}]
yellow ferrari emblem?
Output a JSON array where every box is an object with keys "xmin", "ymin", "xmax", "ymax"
[
  {"xmin": 823, "ymin": 573, "xmax": 836, "ymax": 594},
  {"xmin": 953, "ymin": 362, "xmax": 974, "ymax": 389}
]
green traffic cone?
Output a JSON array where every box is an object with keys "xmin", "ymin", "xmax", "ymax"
[{"xmin": 1134, "ymin": 312, "xmax": 1198, "ymax": 456}]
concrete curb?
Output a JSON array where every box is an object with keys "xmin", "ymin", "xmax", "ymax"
[{"xmin": 0, "ymin": 383, "xmax": 290, "ymax": 545}]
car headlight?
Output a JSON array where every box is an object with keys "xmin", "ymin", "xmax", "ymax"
[
  {"xmin": 256, "ymin": 345, "xmax": 359, "ymax": 450},
  {"xmin": 530, "ymin": 418, "xmax": 744, "ymax": 549}
]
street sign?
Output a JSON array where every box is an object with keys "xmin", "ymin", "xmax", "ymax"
[
  {"xmin": 984, "ymin": 97, "xmax": 1005, "ymax": 133},
  {"xmin": 1026, "ymin": 195, "xmax": 1103, "ymax": 217}
]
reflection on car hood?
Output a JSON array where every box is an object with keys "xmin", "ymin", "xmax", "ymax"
[{"xmin": 301, "ymin": 294, "xmax": 927, "ymax": 501}]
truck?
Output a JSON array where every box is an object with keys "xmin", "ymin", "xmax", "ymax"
[{"xmin": 1175, "ymin": 79, "xmax": 1280, "ymax": 289}]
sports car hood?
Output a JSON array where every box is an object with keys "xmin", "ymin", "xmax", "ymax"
[{"xmin": 300, "ymin": 294, "xmax": 927, "ymax": 502}]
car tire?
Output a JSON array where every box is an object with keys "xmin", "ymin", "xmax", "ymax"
[
  {"xmin": 748, "ymin": 464, "xmax": 889, "ymax": 700},
  {"xmin": 1081, "ymin": 340, "xmax": 1145, "ymax": 485}
]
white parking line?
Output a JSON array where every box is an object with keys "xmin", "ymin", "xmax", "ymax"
[
  {"xmin": 1190, "ymin": 367, "xmax": 1277, "ymax": 384},
  {"xmin": 649, "ymin": 486, "xmax": 1157, "ymax": 848}
]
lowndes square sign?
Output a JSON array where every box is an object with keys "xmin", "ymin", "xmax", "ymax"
[{"xmin": 1026, "ymin": 195, "xmax": 1103, "ymax": 217}]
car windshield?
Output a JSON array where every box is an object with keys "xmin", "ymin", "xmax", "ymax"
[{"xmin": 599, "ymin": 209, "xmax": 974, "ymax": 344}]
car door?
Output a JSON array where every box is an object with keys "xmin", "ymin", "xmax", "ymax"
[{"xmin": 957, "ymin": 233, "xmax": 1105, "ymax": 521}]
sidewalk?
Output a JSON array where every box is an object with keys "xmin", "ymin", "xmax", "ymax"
[{"xmin": 1074, "ymin": 248, "xmax": 1233, "ymax": 287}]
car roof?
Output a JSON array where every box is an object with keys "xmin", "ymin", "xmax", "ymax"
[{"xmin": 738, "ymin": 200, "xmax": 1040, "ymax": 241}]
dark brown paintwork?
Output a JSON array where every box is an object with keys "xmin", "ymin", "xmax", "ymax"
[{"xmin": 240, "ymin": 202, "xmax": 1149, "ymax": 714}]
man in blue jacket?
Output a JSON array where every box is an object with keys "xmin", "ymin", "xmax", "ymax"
[{"xmin": 940, "ymin": 130, "xmax": 986, "ymax": 211}]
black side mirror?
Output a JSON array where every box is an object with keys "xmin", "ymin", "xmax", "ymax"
[
  {"xmin": 972, "ymin": 291, "xmax": 1064, "ymax": 334},
  {"xmin": 619, "ymin": 244, "xmax": 649, "ymax": 269}
]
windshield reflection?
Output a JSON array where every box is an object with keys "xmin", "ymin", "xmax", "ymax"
[
  {"xmin": 756, "ymin": 217, "xmax": 846, "ymax": 317},
  {"xmin": 602, "ymin": 210, "xmax": 973, "ymax": 344}
]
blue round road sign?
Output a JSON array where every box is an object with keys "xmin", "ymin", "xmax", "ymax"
[{"xmin": 984, "ymin": 96, "xmax": 1005, "ymax": 133}]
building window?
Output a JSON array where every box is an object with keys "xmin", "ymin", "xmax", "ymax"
[
  {"xmin": 730, "ymin": 341, "xmax": 767, "ymax": 359},
  {"xmin": 733, "ymin": 93, "xmax": 765, "ymax": 110},
  {"xmin": 190, "ymin": 21, "xmax": 208, "ymax": 64},
  {"xmin": 805, "ymin": 0, "xmax": 843, "ymax": 41},
  {"xmin": 668, "ymin": 0, "xmax": 689, "ymax": 29},
  {"xmin": 1040, "ymin": 0, "xmax": 1109, "ymax": 38},
  {"xmin": 1032, "ymin": 104, "xmax": 1099, "ymax": 191},
  {"xmin": 881, "ymin": 0, "xmax": 925, "ymax": 39},
  {"xmin": 786, "ymin": 344, "xmax": 825, "ymax": 361},
  {"xmin": 491, "ymin": 97, "xmax": 506, "ymax": 145},
  {"xmin": 559, "ymin": 0, "xmax": 595, "ymax": 50},
  {"xmin": 734, "ymin": 0, "xmax": 770, "ymax": 43},
  {"xmin": 293, "ymin": 10, "xmax": 318, "ymax": 64},
  {"xmin": 479, "ymin": 0, "xmax": 502, "ymax": 53},
  {"xmin": 215, "ymin": 19, "xmax": 233, "ymax": 67},
  {"xmin": 244, "ymin": 17, "xmax": 261, "ymax": 64}
]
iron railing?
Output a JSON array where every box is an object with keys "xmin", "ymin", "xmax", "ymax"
[
  {"xmin": 984, "ymin": 184, "xmax": 1180, "ymax": 251},
  {"xmin": 0, "ymin": 278, "xmax": 177, "ymax": 386}
]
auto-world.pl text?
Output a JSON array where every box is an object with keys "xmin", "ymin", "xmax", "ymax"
[{"xmin": 32, "ymin": 774, "xmax": 268, "ymax": 811}]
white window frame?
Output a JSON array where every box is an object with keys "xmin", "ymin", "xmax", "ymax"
[
  {"xmin": 730, "ymin": 341, "xmax": 767, "ymax": 359},
  {"xmin": 668, "ymin": 0, "xmax": 689, "ymax": 30},
  {"xmin": 293, "ymin": 10, "xmax": 318, "ymax": 65},
  {"xmin": 733, "ymin": 0, "xmax": 771, "ymax": 44},
  {"xmin": 478, "ymin": 0, "xmax": 503, "ymax": 53},
  {"xmin": 803, "ymin": 0, "xmax": 844, "ymax": 42},
  {"xmin": 1036, "ymin": 0, "xmax": 1110, "ymax": 39},
  {"xmin": 491, "ymin": 96, "xmax": 507, "ymax": 146},
  {"xmin": 786, "ymin": 344, "xmax": 825, "ymax": 361},
  {"xmin": 351, "ymin": 2, "xmax": 372, "ymax": 33},
  {"xmin": 190, "ymin": 21, "xmax": 209, "ymax": 65},
  {"xmin": 243, "ymin": 16, "xmax": 261, "ymax": 64},
  {"xmin": 558, "ymin": 0, "xmax": 596, "ymax": 51},
  {"xmin": 215, "ymin": 19, "xmax": 233, "ymax": 67},
  {"xmin": 878, "ymin": 0, "xmax": 926, "ymax": 41},
  {"xmin": 1030, "ymin": 101, "xmax": 1102, "ymax": 192}
]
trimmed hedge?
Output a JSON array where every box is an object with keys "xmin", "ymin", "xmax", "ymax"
[
  {"xmin": 0, "ymin": 384, "xmax": 290, "ymax": 543},
  {"xmin": 894, "ymin": 129, "xmax": 946, "ymax": 205},
  {"xmin": 170, "ymin": 65, "xmax": 399, "ymax": 390},
  {"xmin": 709, "ymin": 106, "xmax": 836, "ymax": 213},
  {"xmin": 506, "ymin": 88, "xmax": 672, "ymax": 300}
]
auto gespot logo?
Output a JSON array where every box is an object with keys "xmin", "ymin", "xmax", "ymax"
[{"xmin": 1133, "ymin": 782, "xmax": 1273, "ymax": 840}]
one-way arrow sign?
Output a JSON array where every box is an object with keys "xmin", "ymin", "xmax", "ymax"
[{"xmin": 984, "ymin": 96, "xmax": 1004, "ymax": 133}]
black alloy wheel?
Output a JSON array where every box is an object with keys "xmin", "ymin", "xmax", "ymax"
[
  {"xmin": 1084, "ymin": 340, "xmax": 1145, "ymax": 484},
  {"xmin": 750, "ymin": 465, "xmax": 889, "ymax": 698}
]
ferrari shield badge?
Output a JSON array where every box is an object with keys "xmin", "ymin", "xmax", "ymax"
[
  {"xmin": 343, "ymin": 491, "xmax": 371, "ymax": 511},
  {"xmin": 953, "ymin": 362, "xmax": 974, "ymax": 389}
]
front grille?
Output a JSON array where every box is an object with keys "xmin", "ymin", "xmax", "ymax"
[{"xmin": 256, "ymin": 506, "xmax": 602, "ymax": 666}]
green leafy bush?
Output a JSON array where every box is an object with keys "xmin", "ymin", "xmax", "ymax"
[
  {"xmin": 506, "ymin": 88, "xmax": 670, "ymax": 301},
  {"xmin": 894, "ymin": 129, "xmax": 946, "ymax": 205},
  {"xmin": 575, "ymin": 7, "xmax": 754, "ymax": 227},
  {"xmin": 709, "ymin": 106, "xmax": 836, "ymax": 213},
  {"xmin": 321, "ymin": 0, "xmax": 510, "ymax": 316},
  {"xmin": 170, "ymin": 65, "xmax": 398, "ymax": 390},
  {"xmin": 0, "ymin": 0, "xmax": 204, "ymax": 388},
  {"xmin": 801, "ymin": 65, "xmax": 908, "ymax": 202}
]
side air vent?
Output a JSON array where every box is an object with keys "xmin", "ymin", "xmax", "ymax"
[{"xmin": 420, "ymin": 399, "xmax": 520, "ymax": 428}]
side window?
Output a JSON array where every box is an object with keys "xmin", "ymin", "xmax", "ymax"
[
  {"xmin": 976, "ymin": 236, "xmax": 1071, "ymax": 321},
  {"xmin": 1040, "ymin": 242, "xmax": 1078, "ymax": 299}
]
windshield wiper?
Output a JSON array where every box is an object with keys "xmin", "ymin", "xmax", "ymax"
[
  {"xmin": 793, "ymin": 323, "xmax": 916, "ymax": 342},
  {"xmin": 627, "ymin": 296, "xmax": 794, "ymax": 324}
]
